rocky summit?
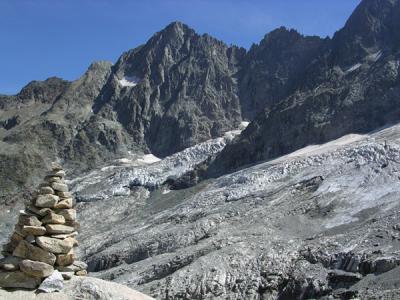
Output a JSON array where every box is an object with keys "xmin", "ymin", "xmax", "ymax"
[{"xmin": 2, "ymin": 0, "xmax": 400, "ymax": 299}]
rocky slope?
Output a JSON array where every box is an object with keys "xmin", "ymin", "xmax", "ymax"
[
  {"xmin": 57, "ymin": 121, "xmax": 400, "ymax": 299},
  {"xmin": 210, "ymin": 0, "xmax": 400, "ymax": 176},
  {"xmin": 238, "ymin": 27, "xmax": 327, "ymax": 120},
  {"xmin": 0, "ymin": 276, "xmax": 154, "ymax": 300}
]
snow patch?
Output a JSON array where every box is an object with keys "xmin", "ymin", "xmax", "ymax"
[
  {"xmin": 240, "ymin": 121, "xmax": 250, "ymax": 130},
  {"xmin": 223, "ymin": 121, "xmax": 250, "ymax": 141},
  {"xmin": 346, "ymin": 63, "xmax": 362, "ymax": 73},
  {"xmin": 118, "ymin": 76, "xmax": 140, "ymax": 87},
  {"xmin": 368, "ymin": 50, "xmax": 382, "ymax": 62},
  {"xmin": 224, "ymin": 130, "xmax": 242, "ymax": 141},
  {"xmin": 117, "ymin": 158, "xmax": 132, "ymax": 164},
  {"xmin": 138, "ymin": 154, "xmax": 161, "ymax": 164},
  {"xmin": 162, "ymin": 188, "xmax": 171, "ymax": 195}
]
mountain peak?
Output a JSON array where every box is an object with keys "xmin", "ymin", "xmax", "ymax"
[
  {"xmin": 332, "ymin": 0, "xmax": 400, "ymax": 64},
  {"xmin": 158, "ymin": 21, "xmax": 195, "ymax": 39}
]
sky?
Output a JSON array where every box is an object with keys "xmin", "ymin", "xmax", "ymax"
[{"xmin": 0, "ymin": 0, "xmax": 361, "ymax": 95}]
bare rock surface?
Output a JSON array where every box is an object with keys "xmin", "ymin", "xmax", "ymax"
[
  {"xmin": 64, "ymin": 122, "xmax": 400, "ymax": 299},
  {"xmin": 0, "ymin": 276, "xmax": 154, "ymax": 300}
]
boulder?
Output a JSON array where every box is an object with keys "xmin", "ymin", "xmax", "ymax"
[
  {"xmin": 19, "ymin": 259, "xmax": 54, "ymax": 278},
  {"xmin": 40, "ymin": 186, "xmax": 55, "ymax": 194},
  {"xmin": 373, "ymin": 257, "xmax": 400, "ymax": 274},
  {"xmin": 56, "ymin": 249, "xmax": 75, "ymax": 266},
  {"xmin": 36, "ymin": 236, "xmax": 74, "ymax": 254},
  {"xmin": 51, "ymin": 182, "xmax": 68, "ymax": 192},
  {"xmin": 65, "ymin": 220, "xmax": 80, "ymax": 230},
  {"xmin": 26, "ymin": 205, "xmax": 51, "ymax": 217},
  {"xmin": 75, "ymin": 270, "xmax": 87, "ymax": 276},
  {"xmin": 14, "ymin": 224, "xmax": 26, "ymax": 237},
  {"xmin": 55, "ymin": 209, "xmax": 76, "ymax": 221},
  {"xmin": 13, "ymin": 240, "xmax": 56, "ymax": 265},
  {"xmin": 73, "ymin": 261, "xmax": 88, "ymax": 271},
  {"xmin": 57, "ymin": 191, "xmax": 72, "ymax": 198},
  {"xmin": 25, "ymin": 235, "xmax": 35, "ymax": 243},
  {"xmin": 45, "ymin": 176, "xmax": 62, "ymax": 183},
  {"xmin": 0, "ymin": 256, "xmax": 22, "ymax": 271},
  {"xmin": 0, "ymin": 270, "xmax": 41, "ymax": 289},
  {"xmin": 21, "ymin": 225, "xmax": 47, "ymax": 236},
  {"xmin": 7, "ymin": 232, "xmax": 24, "ymax": 250},
  {"xmin": 60, "ymin": 271, "xmax": 74, "ymax": 280},
  {"xmin": 45, "ymin": 224, "xmax": 75, "ymax": 234},
  {"xmin": 51, "ymin": 170, "xmax": 66, "ymax": 178},
  {"xmin": 42, "ymin": 211, "xmax": 66, "ymax": 225},
  {"xmin": 38, "ymin": 270, "xmax": 64, "ymax": 293},
  {"xmin": 58, "ymin": 260, "xmax": 87, "ymax": 273},
  {"xmin": 36, "ymin": 194, "xmax": 59, "ymax": 208},
  {"xmin": 51, "ymin": 162, "xmax": 63, "ymax": 171},
  {"xmin": 18, "ymin": 215, "xmax": 42, "ymax": 227},
  {"xmin": 55, "ymin": 198, "xmax": 73, "ymax": 209}
]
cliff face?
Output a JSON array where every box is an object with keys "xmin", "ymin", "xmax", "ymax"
[
  {"xmin": 238, "ymin": 27, "xmax": 327, "ymax": 120},
  {"xmin": 94, "ymin": 22, "xmax": 245, "ymax": 157},
  {"xmin": 209, "ymin": 0, "xmax": 400, "ymax": 176}
]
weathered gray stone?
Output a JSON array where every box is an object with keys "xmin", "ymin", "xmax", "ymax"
[
  {"xmin": 51, "ymin": 170, "xmax": 66, "ymax": 178},
  {"xmin": 45, "ymin": 176, "xmax": 63, "ymax": 184},
  {"xmin": 57, "ymin": 260, "xmax": 87, "ymax": 273},
  {"xmin": 373, "ymin": 257, "xmax": 400, "ymax": 274},
  {"xmin": 18, "ymin": 215, "xmax": 42, "ymax": 227},
  {"xmin": 60, "ymin": 271, "xmax": 74, "ymax": 280},
  {"xmin": 25, "ymin": 235, "xmax": 35, "ymax": 243},
  {"xmin": 45, "ymin": 224, "xmax": 75, "ymax": 234},
  {"xmin": 57, "ymin": 265, "xmax": 80, "ymax": 272},
  {"xmin": 14, "ymin": 224, "xmax": 26, "ymax": 237},
  {"xmin": 72, "ymin": 261, "xmax": 87, "ymax": 270},
  {"xmin": 36, "ymin": 194, "xmax": 59, "ymax": 208},
  {"xmin": 36, "ymin": 236, "xmax": 74, "ymax": 254},
  {"xmin": 51, "ymin": 182, "xmax": 68, "ymax": 192},
  {"xmin": 65, "ymin": 220, "xmax": 80, "ymax": 230},
  {"xmin": 42, "ymin": 211, "xmax": 66, "ymax": 225},
  {"xmin": 51, "ymin": 162, "xmax": 63, "ymax": 171},
  {"xmin": 6, "ymin": 232, "xmax": 24, "ymax": 250},
  {"xmin": 55, "ymin": 209, "xmax": 76, "ymax": 221},
  {"xmin": 26, "ymin": 205, "xmax": 51, "ymax": 217},
  {"xmin": 19, "ymin": 259, "xmax": 54, "ymax": 278},
  {"xmin": 40, "ymin": 186, "xmax": 55, "ymax": 194},
  {"xmin": 38, "ymin": 270, "xmax": 64, "ymax": 293},
  {"xmin": 21, "ymin": 225, "xmax": 47, "ymax": 236},
  {"xmin": 0, "ymin": 256, "xmax": 22, "ymax": 271},
  {"xmin": 57, "ymin": 191, "xmax": 72, "ymax": 198},
  {"xmin": 13, "ymin": 240, "xmax": 56, "ymax": 265},
  {"xmin": 75, "ymin": 270, "xmax": 87, "ymax": 276},
  {"xmin": 0, "ymin": 270, "xmax": 41, "ymax": 289},
  {"xmin": 55, "ymin": 198, "xmax": 73, "ymax": 209},
  {"xmin": 56, "ymin": 249, "xmax": 75, "ymax": 266}
]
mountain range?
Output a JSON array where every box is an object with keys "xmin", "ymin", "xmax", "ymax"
[{"xmin": 1, "ymin": 0, "xmax": 400, "ymax": 298}]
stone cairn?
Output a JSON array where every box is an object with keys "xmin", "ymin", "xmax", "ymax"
[{"xmin": 0, "ymin": 163, "xmax": 87, "ymax": 290}]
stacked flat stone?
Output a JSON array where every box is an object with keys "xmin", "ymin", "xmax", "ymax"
[{"xmin": 0, "ymin": 163, "xmax": 87, "ymax": 289}]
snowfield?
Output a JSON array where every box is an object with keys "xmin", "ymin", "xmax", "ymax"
[
  {"xmin": 118, "ymin": 75, "xmax": 141, "ymax": 87},
  {"xmin": 69, "ymin": 123, "xmax": 247, "ymax": 200},
  {"xmin": 72, "ymin": 122, "xmax": 400, "ymax": 299}
]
